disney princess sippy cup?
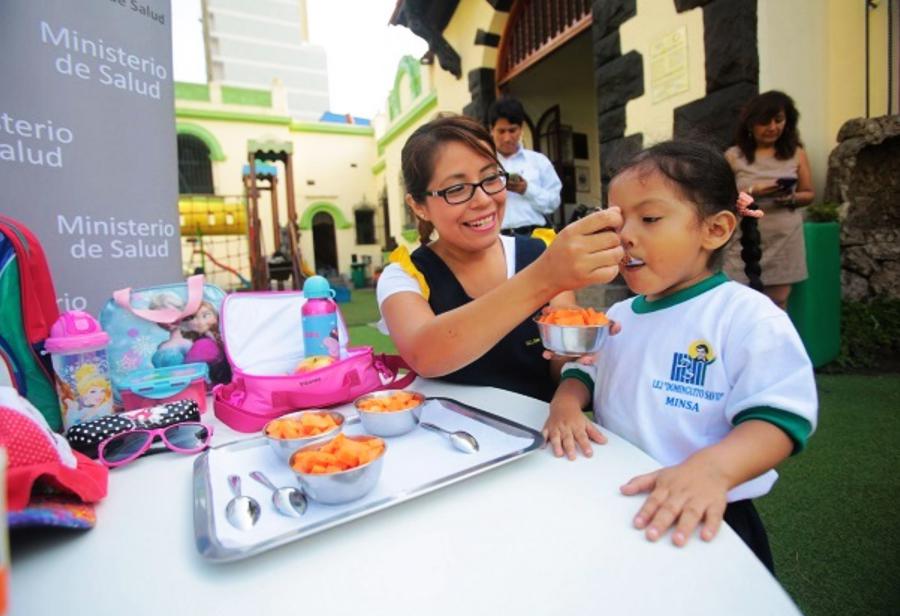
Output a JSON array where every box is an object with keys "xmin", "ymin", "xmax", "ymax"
[{"xmin": 45, "ymin": 311, "xmax": 114, "ymax": 430}]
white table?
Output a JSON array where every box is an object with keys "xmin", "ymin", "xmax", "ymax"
[{"xmin": 10, "ymin": 380, "xmax": 800, "ymax": 615}]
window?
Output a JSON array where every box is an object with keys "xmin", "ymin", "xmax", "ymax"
[
  {"xmin": 177, "ymin": 134, "xmax": 214, "ymax": 194},
  {"xmin": 355, "ymin": 208, "xmax": 376, "ymax": 244}
]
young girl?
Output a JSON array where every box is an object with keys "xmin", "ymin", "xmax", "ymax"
[
  {"xmin": 150, "ymin": 292, "xmax": 193, "ymax": 368},
  {"xmin": 377, "ymin": 115, "xmax": 623, "ymax": 402},
  {"xmin": 65, "ymin": 363, "xmax": 113, "ymax": 424},
  {"xmin": 182, "ymin": 301, "xmax": 231, "ymax": 384},
  {"xmin": 546, "ymin": 140, "xmax": 817, "ymax": 572}
]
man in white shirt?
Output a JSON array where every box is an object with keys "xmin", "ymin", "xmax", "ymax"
[{"xmin": 488, "ymin": 97, "xmax": 563, "ymax": 236}]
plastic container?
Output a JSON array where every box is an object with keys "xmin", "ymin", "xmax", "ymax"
[
  {"xmin": 45, "ymin": 311, "xmax": 114, "ymax": 430},
  {"xmin": 114, "ymin": 363, "xmax": 209, "ymax": 412},
  {"xmin": 301, "ymin": 275, "xmax": 339, "ymax": 358},
  {"xmin": 787, "ymin": 221, "xmax": 841, "ymax": 367},
  {"xmin": 350, "ymin": 263, "xmax": 367, "ymax": 289}
]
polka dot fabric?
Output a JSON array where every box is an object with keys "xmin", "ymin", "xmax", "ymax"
[{"xmin": 65, "ymin": 399, "xmax": 200, "ymax": 459}]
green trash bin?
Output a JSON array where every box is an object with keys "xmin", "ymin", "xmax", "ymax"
[
  {"xmin": 787, "ymin": 221, "xmax": 841, "ymax": 367},
  {"xmin": 350, "ymin": 263, "xmax": 367, "ymax": 289}
]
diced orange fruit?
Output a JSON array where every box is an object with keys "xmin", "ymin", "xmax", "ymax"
[
  {"xmin": 356, "ymin": 391, "xmax": 421, "ymax": 413},
  {"xmin": 291, "ymin": 433, "xmax": 385, "ymax": 474},
  {"xmin": 266, "ymin": 412, "xmax": 339, "ymax": 439},
  {"xmin": 537, "ymin": 307, "xmax": 609, "ymax": 326}
]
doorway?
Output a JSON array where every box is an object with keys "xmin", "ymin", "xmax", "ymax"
[
  {"xmin": 312, "ymin": 211, "xmax": 338, "ymax": 276},
  {"xmin": 502, "ymin": 30, "xmax": 600, "ymax": 222}
]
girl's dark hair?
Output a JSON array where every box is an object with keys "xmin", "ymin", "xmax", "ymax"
[
  {"xmin": 734, "ymin": 90, "xmax": 802, "ymax": 163},
  {"xmin": 401, "ymin": 115, "xmax": 498, "ymax": 243},
  {"xmin": 617, "ymin": 140, "xmax": 762, "ymax": 291}
]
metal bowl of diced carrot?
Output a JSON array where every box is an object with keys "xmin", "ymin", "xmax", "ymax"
[
  {"xmin": 534, "ymin": 307, "xmax": 611, "ymax": 355},
  {"xmin": 352, "ymin": 390, "xmax": 425, "ymax": 437},
  {"xmin": 263, "ymin": 410, "xmax": 345, "ymax": 464},
  {"xmin": 289, "ymin": 433, "xmax": 386, "ymax": 504}
]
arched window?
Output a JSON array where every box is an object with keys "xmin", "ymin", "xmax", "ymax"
[
  {"xmin": 354, "ymin": 208, "xmax": 376, "ymax": 245},
  {"xmin": 178, "ymin": 134, "xmax": 214, "ymax": 194}
]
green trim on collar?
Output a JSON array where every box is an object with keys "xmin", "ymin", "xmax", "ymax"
[
  {"xmin": 560, "ymin": 368, "xmax": 595, "ymax": 398},
  {"xmin": 632, "ymin": 272, "xmax": 729, "ymax": 314},
  {"xmin": 733, "ymin": 406, "xmax": 813, "ymax": 455}
]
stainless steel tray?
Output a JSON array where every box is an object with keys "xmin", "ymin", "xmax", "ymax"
[{"xmin": 193, "ymin": 397, "xmax": 544, "ymax": 562}]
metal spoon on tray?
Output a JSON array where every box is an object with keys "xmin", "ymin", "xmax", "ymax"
[
  {"xmin": 225, "ymin": 474, "xmax": 261, "ymax": 530},
  {"xmin": 419, "ymin": 422, "xmax": 480, "ymax": 454},
  {"xmin": 249, "ymin": 470, "xmax": 308, "ymax": 518}
]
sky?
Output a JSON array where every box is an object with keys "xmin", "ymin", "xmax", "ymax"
[{"xmin": 171, "ymin": 0, "xmax": 428, "ymax": 119}]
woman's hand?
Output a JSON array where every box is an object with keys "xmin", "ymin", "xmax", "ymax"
[
  {"xmin": 620, "ymin": 454, "xmax": 730, "ymax": 546},
  {"xmin": 773, "ymin": 194, "xmax": 797, "ymax": 208},
  {"xmin": 543, "ymin": 399, "xmax": 607, "ymax": 460},
  {"xmin": 539, "ymin": 208, "xmax": 624, "ymax": 292},
  {"xmin": 749, "ymin": 182, "xmax": 783, "ymax": 198}
]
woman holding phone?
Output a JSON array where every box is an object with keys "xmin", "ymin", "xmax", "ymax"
[{"xmin": 723, "ymin": 91, "xmax": 815, "ymax": 309}]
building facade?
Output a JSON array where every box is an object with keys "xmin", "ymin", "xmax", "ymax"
[
  {"xmin": 373, "ymin": 0, "xmax": 898, "ymax": 298},
  {"xmin": 175, "ymin": 79, "xmax": 381, "ymax": 291},
  {"xmin": 201, "ymin": 0, "xmax": 330, "ymax": 121}
]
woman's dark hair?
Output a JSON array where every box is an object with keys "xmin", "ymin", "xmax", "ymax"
[
  {"xmin": 734, "ymin": 90, "xmax": 802, "ymax": 163},
  {"xmin": 487, "ymin": 96, "xmax": 526, "ymax": 127},
  {"xmin": 400, "ymin": 115, "xmax": 499, "ymax": 243},
  {"xmin": 616, "ymin": 140, "xmax": 762, "ymax": 291}
]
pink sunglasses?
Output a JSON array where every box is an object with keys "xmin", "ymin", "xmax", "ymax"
[{"xmin": 97, "ymin": 422, "xmax": 214, "ymax": 468}]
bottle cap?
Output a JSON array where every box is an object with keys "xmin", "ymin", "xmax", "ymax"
[
  {"xmin": 44, "ymin": 311, "xmax": 109, "ymax": 353},
  {"xmin": 302, "ymin": 275, "xmax": 333, "ymax": 299}
]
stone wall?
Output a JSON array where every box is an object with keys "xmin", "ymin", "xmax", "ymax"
[{"xmin": 825, "ymin": 115, "xmax": 900, "ymax": 301}]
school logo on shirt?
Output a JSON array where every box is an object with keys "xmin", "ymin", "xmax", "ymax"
[
  {"xmin": 652, "ymin": 339, "xmax": 724, "ymax": 413},
  {"xmin": 668, "ymin": 340, "xmax": 716, "ymax": 387}
]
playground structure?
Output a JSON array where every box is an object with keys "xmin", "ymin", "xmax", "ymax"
[
  {"xmin": 179, "ymin": 141, "xmax": 317, "ymax": 292},
  {"xmin": 245, "ymin": 140, "xmax": 307, "ymax": 290},
  {"xmin": 179, "ymin": 195, "xmax": 252, "ymax": 291}
]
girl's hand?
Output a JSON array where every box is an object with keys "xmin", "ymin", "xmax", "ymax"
[
  {"xmin": 620, "ymin": 454, "xmax": 730, "ymax": 546},
  {"xmin": 540, "ymin": 208, "xmax": 624, "ymax": 291},
  {"xmin": 542, "ymin": 400, "xmax": 607, "ymax": 460}
]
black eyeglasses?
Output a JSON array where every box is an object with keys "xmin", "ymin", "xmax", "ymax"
[{"xmin": 424, "ymin": 172, "xmax": 509, "ymax": 205}]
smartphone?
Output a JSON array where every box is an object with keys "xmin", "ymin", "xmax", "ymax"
[{"xmin": 776, "ymin": 177, "xmax": 798, "ymax": 191}]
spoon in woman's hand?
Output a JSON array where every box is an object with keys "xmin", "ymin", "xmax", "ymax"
[
  {"xmin": 249, "ymin": 470, "xmax": 307, "ymax": 518},
  {"xmin": 225, "ymin": 474, "xmax": 261, "ymax": 530},
  {"xmin": 419, "ymin": 422, "xmax": 480, "ymax": 454}
]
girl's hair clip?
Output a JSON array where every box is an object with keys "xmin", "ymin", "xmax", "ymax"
[{"xmin": 736, "ymin": 191, "xmax": 764, "ymax": 218}]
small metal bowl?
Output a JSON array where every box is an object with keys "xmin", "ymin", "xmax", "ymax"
[
  {"xmin": 263, "ymin": 410, "xmax": 345, "ymax": 464},
  {"xmin": 534, "ymin": 318, "xmax": 610, "ymax": 356},
  {"xmin": 352, "ymin": 390, "xmax": 425, "ymax": 437},
  {"xmin": 289, "ymin": 435, "xmax": 386, "ymax": 505}
]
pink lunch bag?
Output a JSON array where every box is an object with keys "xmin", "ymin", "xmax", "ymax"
[{"xmin": 213, "ymin": 291, "xmax": 415, "ymax": 432}]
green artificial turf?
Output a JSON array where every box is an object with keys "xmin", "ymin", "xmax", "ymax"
[
  {"xmin": 757, "ymin": 374, "xmax": 900, "ymax": 615},
  {"xmin": 342, "ymin": 290, "xmax": 900, "ymax": 614},
  {"xmin": 342, "ymin": 288, "xmax": 398, "ymax": 355},
  {"xmin": 339, "ymin": 288, "xmax": 382, "ymax": 327}
]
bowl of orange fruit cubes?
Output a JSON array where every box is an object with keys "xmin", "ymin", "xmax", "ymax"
[
  {"xmin": 289, "ymin": 433, "xmax": 387, "ymax": 504},
  {"xmin": 263, "ymin": 410, "xmax": 345, "ymax": 464},
  {"xmin": 534, "ymin": 306, "xmax": 611, "ymax": 355},
  {"xmin": 352, "ymin": 390, "xmax": 425, "ymax": 437}
]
